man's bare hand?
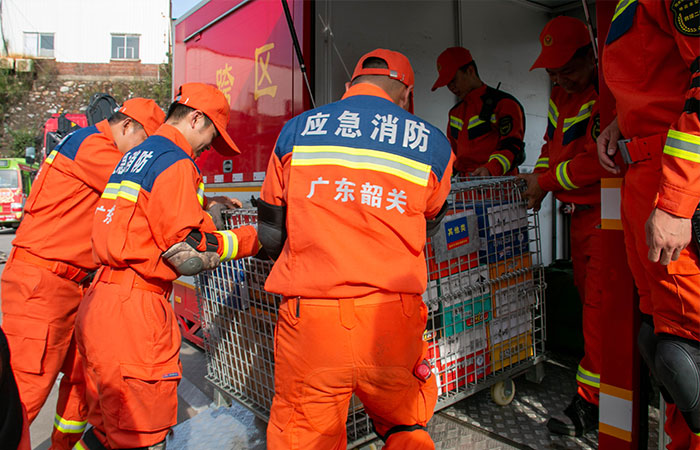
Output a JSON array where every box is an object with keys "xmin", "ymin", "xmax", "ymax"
[
  {"xmin": 207, "ymin": 196, "xmax": 242, "ymax": 209},
  {"xmin": 645, "ymin": 207, "xmax": 692, "ymax": 265},
  {"xmin": 470, "ymin": 167, "xmax": 491, "ymax": 177},
  {"xmin": 516, "ymin": 172, "xmax": 547, "ymax": 211},
  {"xmin": 597, "ymin": 117, "xmax": 622, "ymax": 175}
]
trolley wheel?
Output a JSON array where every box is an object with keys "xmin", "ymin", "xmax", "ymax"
[{"xmin": 491, "ymin": 379, "xmax": 516, "ymax": 406}]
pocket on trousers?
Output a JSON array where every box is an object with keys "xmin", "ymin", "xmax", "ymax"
[
  {"xmin": 666, "ymin": 250, "xmax": 700, "ymax": 276},
  {"xmin": 118, "ymin": 362, "xmax": 181, "ymax": 432},
  {"xmin": 268, "ymin": 396, "xmax": 295, "ymax": 432},
  {"xmin": 3, "ymin": 316, "xmax": 49, "ymax": 374}
]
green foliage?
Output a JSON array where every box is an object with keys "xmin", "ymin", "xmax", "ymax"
[
  {"xmin": 8, "ymin": 128, "xmax": 39, "ymax": 157},
  {"xmin": 0, "ymin": 70, "xmax": 32, "ymax": 118}
]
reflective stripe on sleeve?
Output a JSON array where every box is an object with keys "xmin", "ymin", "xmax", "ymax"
[
  {"xmin": 449, "ymin": 115, "xmax": 464, "ymax": 131},
  {"xmin": 116, "ymin": 180, "xmax": 141, "ymax": 203},
  {"xmin": 54, "ymin": 413, "xmax": 87, "ymax": 434},
  {"xmin": 45, "ymin": 150, "xmax": 58, "ymax": 165},
  {"xmin": 555, "ymin": 160, "xmax": 578, "ymax": 190},
  {"xmin": 663, "ymin": 130, "xmax": 700, "ymax": 163},
  {"xmin": 488, "ymin": 153, "xmax": 511, "ymax": 174},
  {"xmin": 197, "ymin": 182, "xmax": 205, "ymax": 207},
  {"xmin": 535, "ymin": 157, "xmax": 550, "ymax": 169},
  {"xmin": 102, "ymin": 182, "xmax": 120, "ymax": 199},
  {"xmin": 214, "ymin": 230, "xmax": 239, "ymax": 262}
]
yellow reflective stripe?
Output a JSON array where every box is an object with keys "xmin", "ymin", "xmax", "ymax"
[
  {"xmin": 214, "ymin": 230, "xmax": 238, "ymax": 262},
  {"xmin": 74, "ymin": 441, "xmax": 88, "ymax": 450},
  {"xmin": 612, "ymin": 0, "xmax": 636, "ymax": 22},
  {"xmin": 45, "ymin": 150, "xmax": 58, "ymax": 165},
  {"xmin": 102, "ymin": 182, "xmax": 120, "ymax": 200},
  {"xmin": 548, "ymin": 99, "xmax": 559, "ymax": 128},
  {"xmin": 449, "ymin": 115, "xmax": 463, "ymax": 131},
  {"xmin": 576, "ymin": 364, "xmax": 601, "ymax": 388},
  {"xmin": 197, "ymin": 182, "xmax": 205, "ymax": 207},
  {"xmin": 663, "ymin": 130, "xmax": 700, "ymax": 163},
  {"xmin": 467, "ymin": 114, "xmax": 496, "ymax": 130},
  {"xmin": 291, "ymin": 145, "xmax": 431, "ymax": 187},
  {"xmin": 488, "ymin": 153, "xmax": 511, "ymax": 173},
  {"xmin": 116, "ymin": 180, "xmax": 141, "ymax": 203},
  {"xmin": 562, "ymin": 100, "xmax": 596, "ymax": 133},
  {"xmin": 467, "ymin": 115, "xmax": 484, "ymax": 129},
  {"xmin": 556, "ymin": 160, "xmax": 578, "ymax": 190},
  {"xmin": 54, "ymin": 413, "xmax": 87, "ymax": 434},
  {"xmin": 535, "ymin": 157, "xmax": 549, "ymax": 169}
]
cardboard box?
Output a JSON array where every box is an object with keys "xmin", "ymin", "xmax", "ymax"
[
  {"xmin": 426, "ymin": 209, "xmax": 481, "ymax": 280},
  {"xmin": 428, "ymin": 325, "xmax": 491, "ymax": 395},
  {"xmin": 488, "ymin": 313, "xmax": 534, "ymax": 371}
]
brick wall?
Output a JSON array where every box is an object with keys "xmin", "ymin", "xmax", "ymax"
[{"xmin": 55, "ymin": 61, "xmax": 159, "ymax": 79}]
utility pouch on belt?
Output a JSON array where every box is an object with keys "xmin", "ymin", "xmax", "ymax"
[{"xmin": 692, "ymin": 205, "xmax": 700, "ymax": 254}]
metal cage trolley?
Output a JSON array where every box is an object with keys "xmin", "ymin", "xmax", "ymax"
[{"xmin": 196, "ymin": 176, "xmax": 546, "ymax": 448}]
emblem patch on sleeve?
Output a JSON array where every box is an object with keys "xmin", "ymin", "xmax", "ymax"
[
  {"xmin": 591, "ymin": 114, "xmax": 601, "ymax": 141},
  {"xmin": 499, "ymin": 116, "xmax": 513, "ymax": 136},
  {"xmin": 671, "ymin": 0, "xmax": 700, "ymax": 37}
]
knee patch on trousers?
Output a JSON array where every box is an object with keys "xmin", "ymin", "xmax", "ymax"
[
  {"xmin": 655, "ymin": 334, "xmax": 700, "ymax": 434},
  {"xmin": 637, "ymin": 317, "xmax": 673, "ymax": 404}
]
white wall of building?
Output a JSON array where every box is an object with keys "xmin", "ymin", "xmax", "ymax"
[{"xmin": 1, "ymin": 0, "xmax": 170, "ymax": 64}]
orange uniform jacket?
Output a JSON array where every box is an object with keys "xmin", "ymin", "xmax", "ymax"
[
  {"xmin": 13, "ymin": 120, "xmax": 122, "ymax": 269},
  {"xmin": 91, "ymin": 124, "xmax": 258, "ymax": 283},
  {"xmin": 261, "ymin": 83, "xmax": 454, "ymax": 299},
  {"xmin": 533, "ymin": 84, "xmax": 607, "ymax": 205},
  {"xmin": 603, "ymin": 0, "xmax": 700, "ymax": 218},
  {"xmin": 448, "ymin": 84, "xmax": 525, "ymax": 175}
]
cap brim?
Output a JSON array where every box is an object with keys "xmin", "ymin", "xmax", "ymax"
[
  {"xmin": 530, "ymin": 50, "xmax": 575, "ymax": 71},
  {"xmin": 211, "ymin": 122, "xmax": 240, "ymax": 156},
  {"xmin": 431, "ymin": 71, "xmax": 452, "ymax": 91}
]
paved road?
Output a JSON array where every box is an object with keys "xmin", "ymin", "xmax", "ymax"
[{"xmin": 0, "ymin": 229, "xmax": 227, "ymax": 449}]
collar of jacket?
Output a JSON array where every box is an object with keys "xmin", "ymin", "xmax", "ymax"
[
  {"xmin": 154, "ymin": 123, "xmax": 195, "ymax": 158},
  {"xmin": 341, "ymin": 82, "xmax": 395, "ymax": 104}
]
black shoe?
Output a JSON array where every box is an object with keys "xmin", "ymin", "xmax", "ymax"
[{"xmin": 547, "ymin": 394, "xmax": 599, "ymax": 437}]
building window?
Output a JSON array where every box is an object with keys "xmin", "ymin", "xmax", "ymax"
[
  {"xmin": 23, "ymin": 32, "xmax": 54, "ymax": 58},
  {"xmin": 111, "ymin": 34, "xmax": 140, "ymax": 60}
]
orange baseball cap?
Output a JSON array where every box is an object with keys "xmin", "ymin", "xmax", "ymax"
[
  {"xmin": 173, "ymin": 83, "xmax": 240, "ymax": 155},
  {"xmin": 530, "ymin": 16, "xmax": 590, "ymax": 71},
  {"xmin": 351, "ymin": 48, "xmax": 415, "ymax": 112},
  {"xmin": 431, "ymin": 47, "xmax": 473, "ymax": 91},
  {"xmin": 118, "ymin": 98, "xmax": 165, "ymax": 136}
]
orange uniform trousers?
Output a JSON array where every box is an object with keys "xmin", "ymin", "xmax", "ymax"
[
  {"xmin": 1, "ymin": 250, "xmax": 89, "ymax": 449},
  {"xmin": 74, "ymin": 268, "xmax": 181, "ymax": 449},
  {"xmin": 569, "ymin": 205, "xmax": 603, "ymax": 406},
  {"xmin": 621, "ymin": 159, "xmax": 700, "ymax": 449},
  {"xmin": 267, "ymin": 293, "xmax": 438, "ymax": 450}
]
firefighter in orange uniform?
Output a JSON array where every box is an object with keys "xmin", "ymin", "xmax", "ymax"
[
  {"xmin": 0, "ymin": 98, "xmax": 164, "ymax": 450},
  {"xmin": 73, "ymin": 83, "xmax": 259, "ymax": 450},
  {"xmin": 432, "ymin": 46, "xmax": 526, "ymax": 176},
  {"xmin": 259, "ymin": 49, "xmax": 453, "ymax": 449},
  {"xmin": 597, "ymin": 1, "xmax": 700, "ymax": 448},
  {"xmin": 519, "ymin": 16, "xmax": 608, "ymax": 437}
]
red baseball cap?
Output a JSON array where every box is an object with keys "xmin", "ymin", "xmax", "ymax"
[
  {"xmin": 431, "ymin": 47, "xmax": 473, "ymax": 91},
  {"xmin": 173, "ymin": 83, "xmax": 240, "ymax": 155},
  {"xmin": 530, "ymin": 16, "xmax": 590, "ymax": 71},
  {"xmin": 118, "ymin": 98, "xmax": 165, "ymax": 136},
  {"xmin": 351, "ymin": 48, "xmax": 415, "ymax": 112}
]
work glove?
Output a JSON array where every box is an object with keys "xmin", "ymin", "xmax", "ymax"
[
  {"xmin": 208, "ymin": 203, "xmax": 228, "ymax": 230},
  {"xmin": 163, "ymin": 230, "xmax": 221, "ymax": 275}
]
